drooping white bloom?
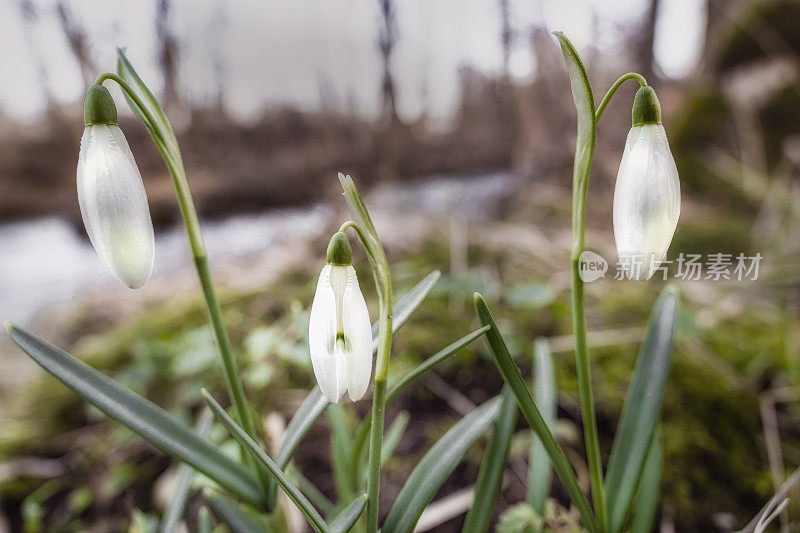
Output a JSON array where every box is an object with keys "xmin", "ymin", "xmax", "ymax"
[
  {"xmin": 308, "ymin": 262, "xmax": 373, "ymax": 404},
  {"xmin": 77, "ymin": 123, "xmax": 155, "ymax": 289},
  {"xmin": 613, "ymin": 123, "xmax": 681, "ymax": 280}
]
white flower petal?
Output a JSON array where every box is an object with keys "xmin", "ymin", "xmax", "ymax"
[
  {"xmin": 341, "ymin": 266, "xmax": 373, "ymax": 401},
  {"xmin": 77, "ymin": 124, "xmax": 154, "ymax": 289},
  {"xmin": 612, "ymin": 124, "xmax": 681, "ymax": 280},
  {"xmin": 308, "ymin": 265, "xmax": 342, "ymax": 403}
]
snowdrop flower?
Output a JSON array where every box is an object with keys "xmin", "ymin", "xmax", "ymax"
[
  {"xmin": 77, "ymin": 84, "xmax": 154, "ymax": 289},
  {"xmin": 613, "ymin": 86, "xmax": 680, "ymax": 280},
  {"xmin": 308, "ymin": 232, "xmax": 373, "ymax": 403}
]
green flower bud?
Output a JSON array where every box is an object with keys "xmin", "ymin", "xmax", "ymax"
[
  {"xmin": 631, "ymin": 85, "xmax": 662, "ymax": 127},
  {"xmin": 326, "ymin": 231, "xmax": 352, "ymax": 266},
  {"xmin": 83, "ymin": 84, "xmax": 118, "ymax": 127}
]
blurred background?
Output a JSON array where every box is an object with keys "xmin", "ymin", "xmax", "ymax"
[{"xmin": 2, "ymin": 0, "xmax": 800, "ymax": 531}]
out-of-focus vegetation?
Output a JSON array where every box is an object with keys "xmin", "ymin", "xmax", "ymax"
[{"xmin": 3, "ymin": 0, "xmax": 800, "ymax": 531}]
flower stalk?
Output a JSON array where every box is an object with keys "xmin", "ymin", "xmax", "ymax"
[
  {"xmin": 337, "ymin": 174, "xmax": 393, "ymax": 532},
  {"xmin": 91, "ymin": 66, "xmax": 267, "ymax": 498},
  {"xmin": 559, "ymin": 33, "xmax": 655, "ymax": 530}
]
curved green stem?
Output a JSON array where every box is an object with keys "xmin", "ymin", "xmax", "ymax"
[
  {"xmin": 594, "ymin": 72, "xmax": 647, "ymax": 124},
  {"xmin": 97, "ymin": 73, "xmax": 267, "ymax": 500}
]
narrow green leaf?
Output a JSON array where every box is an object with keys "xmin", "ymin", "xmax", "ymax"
[
  {"xmin": 159, "ymin": 409, "xmax": 214, "ymax": 533},
  {"xmin": 197, "ymin": 507, "xmax": 212, "ymax": 533},
  {"xmin": 204, "ymin": 490, "xmax": 268, "ymax": 533},
  {"xmin": 386, "ymin": 326, "xmax": 490, "ymax": 404},
  {"xmin": 329, "ymin": 404, "xmax": 356, "ymax": 503},
  {"xmin": 4, "ymin": 324, "xmax": 265, "ymax": 508},
  {"xmin": 381, "ymin": 412, "xmax": 409, "ymax": 466},
  {"xmin": 276, "ymin": 387, "xmax": 328, "ymax": 470},
  {"xmin": 472, "ymin": 294, "xmax": 598, "ymax": 533},
  {"xmin": 291, "ymin": 468, "xmax": 337, "ymax": 518},
  {"xmin": 605, "ymin": 287, "xmax": 678, "ymax": 533},
  {"xmin": 350, "ymin": 326, "xmax": 491, "ymax": 474},
  {"xmin": 329, "ymin": 494, "xmax": 367, "ymax": 533},
  {"xmin": 116, "ymin": 48, "xmax": 178, "ymax": 149},
  {"xmin": 372, "ymin": 270, "xmax": 441, "ymax": 350},
  {"xmin": 528, "ymin": 338, "xmax": 556, "ymax": 514},
  {"xmin": 201, "ymin": 389, "xmax": 328, "ymax": 533},
  {"xmin": 553, "ymin": 32, "xmax": 595, "ymax": 195},
  {"xmin": 462, "ymin": 387, "xmax": 517, "ymax": 533},
  {"xmin": 631, "ymin": 434, "xmax": 662, "ymax": 533},
  {"xmin": 381, "ymin": 397, "xmax": 502, "ymax": 533},
  {"xmin": 266, "ymin": 387, "xmax": 327, "ymax": 509}
]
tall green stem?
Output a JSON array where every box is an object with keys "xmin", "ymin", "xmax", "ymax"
[
  {"xmin": 570, "ymin": 71, "xmax": 648, "ymax": 530},
  {"xmin": 366, "ymin": 301, "xmax": 392, "ymax": 531},
  {"xmin": 95, "ymin": 74, "xmax": 265, "ymax": 496},
  {"xmin": 338, "ymin": 177, "xmax": 393, "ymax": 533},
  {"xmin": 570, "ymin": 258, "xmax": 605, "ymax": 527}
]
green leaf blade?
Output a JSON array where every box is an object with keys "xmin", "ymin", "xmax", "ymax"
[
  {"xmin": 380, "ymin": 411, "xmax": 409, "ymax": 466},
  {"xmin": 386, "ymin": 325, "xmax": 490, "ymax": 404},
  {"xmin": 528, "ymin": 338, "xmax": 556, "ymax": 514},
  {"xmin": 373, "ymin": 270, "xmax": 441, "ymax": 349},
  {"xmin": 631, "ymin": 434, "xmax": 663, "ymax": 533},
  {"xmin": 462, "ymin": 386, "xmax": 517, "ymax": 533},
  {"xmin": 201, "ymin": 389, "xmax": 328, "ymax": 533},
  {"xmin": 605, "ymin": 287, "xmax": 678, "ymax": 533},
  {"xmin": 472, "ymin": 294, "xmax": 598, "ymax": 533},
  {"xmin": 204, "ymin": 490, "xmax": 269, "ymax": 533},
  {"xmin": 4, "ymin": 324, "xmax": 265, "ymax": 508},
  {"xmin": 159, "ymin": 409, "xmax": 214, "ymax": 533},
  {"xmin": 381, "ymin": 397, "xmax": 502, "ymax": 533},
  {"xmin": 329, "ymin": 494, "xmax": 368, "ymax": 533}
]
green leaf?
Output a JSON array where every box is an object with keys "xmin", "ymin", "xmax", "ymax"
[
  {"xmin": 291, "ymin": 468, "xmax": 337, "ymax": 518},
  {"xmin": 605, "ymin": 287, "xmax": 678, "ymax": 533},
  {"xmin": 291, "ymin": 468, "xmax": 336, "ymax": 517},
  {"xmin": 381, "ymin": 411, "xmax": 409, "ymax": 466},
  {"xmin": 329, "ymin": 403, "xmax": 356, "ymax": 503},
  {"xmin": 116, "ymin": 48, "xmax": 178, "ymax": 150},
  {"xmin": 472, "ymin": 294, "xmax": 598, "ymax": 533},
  {"xmin": 350, "ymin": 326, "xmax": 491, "ymax": 473},
  {"xmin": 4, "ymin": 323, "xmax": 265, "ymax": 508},
  {"xmin": 197, "ymin": 507, "xmax": 213, "ymax": 533},
  {"xmin": 276, "ymin": 386, "xmax": 328, "ymax": 469},
  {"xmin": 159, "ymin": 409, "xmax": 214, "ymax": 533},
  {"xmin": 329, "ymin": 494, "xmax": 367, "ymax": 533},
  {"xmin": 631, "ymin": 434, "xmax": 662, "ymax": 533},
  {"xmin": 553, "ymin": 32, "xmax": 595, "ymax": 197},
  {"xmin": 204, "ymin": 490, "xmax": 268, "ymax": 533},
  {"xmin": 372, "ymin": 270, "xmax": 441, "ymax": 349},
  {"xmin": 266, "ymin": 386, "xmax": 328, "ymax": 509},
  {"xmin": 528, "ymin": 338, "xmax": 556, "ymax": 514},
  {"xmin": 202, "ymin": 389, "xmax": 328, "ymax": 533},
  {"xmin": 462, "ymin": 387, "xmax": 517, "ymax": 533},
  {"xmin": 381, "ymin": 397, "xmax": 502, "ymax": 533},
  {"xmin": 386, "ymin": 326, "xmax": 490, "ymax": 403}
]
